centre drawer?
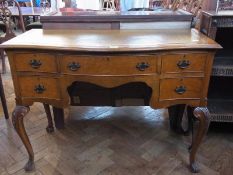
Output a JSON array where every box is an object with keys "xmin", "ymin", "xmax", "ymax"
[
  {"xmin": 159, "ymin": 78, "xmax": 203, "ymax": 100},
  {"xmin": 60, "ymin": 55, "xmax": 157, "ymax": 75},
  {"xmin": 14, "ymin": 53, "xmax": 57, "ymax": 73},
  {"xmin": 161, "ymin": 53, "xmax": 207, "ymax": 73},
  {"xmin": 18, "ymin": 77, "xmax": 60, "ymax": 99}
]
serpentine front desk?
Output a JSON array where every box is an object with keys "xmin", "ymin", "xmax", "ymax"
[{"xmin": 1, "ymin": 29, "xmax": 221, "ymax": 173}]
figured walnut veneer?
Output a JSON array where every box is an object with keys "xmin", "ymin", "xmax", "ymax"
[{"xmin": 1, "ymin": 29, "xmax": 221, "ymax": 173}]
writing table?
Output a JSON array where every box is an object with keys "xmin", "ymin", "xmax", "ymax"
[{"xmin": 0, "ymin": 29, "xmax": 221, "ymax": 173}]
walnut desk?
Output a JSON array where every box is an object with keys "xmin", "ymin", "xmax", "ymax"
[{"xmin": 1, "ymin": 29, "xmax": 221, "ymax": 173}]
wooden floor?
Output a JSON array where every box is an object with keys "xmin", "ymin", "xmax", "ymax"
[{"xmin": 0, "ymin": 63, "xmax": 233, "ymax": 175}]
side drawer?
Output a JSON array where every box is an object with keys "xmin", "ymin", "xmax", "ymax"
[
  {"xmin": 18, "ymin": 76, "xmax": 60, "ymax": 99},
  {"xmin": 161, "ymin": 53, "xmax": 207, "ymax": 73},
  {"xmin": 60, "ymin": 55, "xmax": 157, "ymax": 75},
  {"xmin": 159, "ymin": 78, "xmax": 203, "ymax": 100},
  {"xmin": 14, "ymin": 53, "xmax": 57, "ymax": 73}
]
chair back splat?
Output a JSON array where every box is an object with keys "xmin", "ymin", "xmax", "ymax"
[
  {"xmin": 0, "ymin": 0, "xmax": 25, "ymax": 42},
  {"xmin": 0, "ymin": 0, "xmax": 26, "ymax": 118}
]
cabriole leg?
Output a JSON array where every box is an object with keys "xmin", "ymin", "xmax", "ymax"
[
  {"xmin": 12, "ymin": 106, "xmax": 35, "ymax": 172},
  {"xmin": 43, "ymin": 103, "xmax": 54, "ymax": 133},
  {"xmin": 189, "ymin": 107, "xmax": 210, "ymax": 173}
]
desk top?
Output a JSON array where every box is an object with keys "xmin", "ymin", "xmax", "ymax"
[{"xmin": 1, "ymin": 29, "xmax": 221, "ymax": 52}]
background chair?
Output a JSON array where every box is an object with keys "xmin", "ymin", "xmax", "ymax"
[
  {"xmin": 0, "ymin": 0, "xmax": 25, "ymax": 74},
  {"xmin": 25, "ymin": 0, "xmax": 50, "ymax": 30},
  {"xmin": 168, "ymin": 0, "xmax": 205, "ymax": 28},
  {"xmin": 101, "ymin": 0, "xmax": 116, "ymax": 11},
  {"xmin": 149, "ymin": 0, "xmax": 164, "ymax": 8},
  {"xmin": 0, "ymin": 0, "xmax": 23, "ymax": 119}
]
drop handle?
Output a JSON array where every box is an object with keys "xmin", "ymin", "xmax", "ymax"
[
  {"xmin": 177, "ymin": 60, "xmax": 190, "ymax": 69},
  {"xmin": 136, "ymin": 62, "xmax": 149, "ymax": 71},
  {"xmin": 175, "ymin": 86, "xmax": 186, "ymax": 94},
  {"xmin": 34, "ymin": 84, "xmax": 46, "ymax": 94},
  {"xmin": 68, "ymin": 62, "xmax": 81, "ymax": 71},
  {"xmin": 29, "ymin": 59, "xmax": 42, "ymax": 69}
]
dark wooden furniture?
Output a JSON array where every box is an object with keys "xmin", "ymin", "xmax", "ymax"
[
  {"xmin": 40, "ymin": 9, "xmax": 193, "ymax": 30},
  {"xmin": 200, "ymin": 11, "xmax": 233, "ymax": 39},
  {"xmin": 1, "ymin": 28, "xmax": 221, "ymax": 173},
  {"xmin": 0, "ymin": 74, "xmax": 9, "ymax": 119},
  {"xmin": 200, "ymin": 11, "xmax": 233, "ymax": 122}
]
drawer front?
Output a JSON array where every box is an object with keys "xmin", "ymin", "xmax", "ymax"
[
  {"xmin": 18, "ymin": 77, "xmax": 60, "ymax": 99},
  {"xmin": 14, "ymin": 53, "xmax": 57, "ymax": 73},
  {"xmin": 61, "ymin": 55, "xmax": 157, "ymax": 75},
  {"xmin": 160, "ymin": 78, "xmax": 202, "ymax": 100},
  {"xmin": 161, "ymin": 53, "xmax": 207, "ymax": 73}
]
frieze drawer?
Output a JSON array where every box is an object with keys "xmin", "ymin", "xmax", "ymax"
[
  {"xmin": 18, "ymin": 77, "xmax": 60, "ymax": 99},
  {"xmin": 61, "ymin": 55, "xmax": 157, "ymax": 75},
  {"xmin": 159, "ymin": 77, "xmax": 203, "ymax": 100},
  {"xmin": 14, "ymin": 53, "xmax": 57, "ymax": 73},
  {"xmin": 161, "ymin": 53, "xmax": 207, "ymax": 73}
]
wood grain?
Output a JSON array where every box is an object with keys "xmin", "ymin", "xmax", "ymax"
[
  {"xmin": 18, "ymin": 76, "xmax": 61, "ymax": 99},
  {"xmin": 61, "ymin": 55, "xmax": 158, "ymax": 75},
  {"xmin": 1, "ymin": 29, "xmax": 221, "ymax": 52},
  {"xmin": 159, "ymin": 77, "xmax": 203, "ymax": 100},
  {"xmin": 161, "ymin": 53, "xmax": 207, "ymax": 73},
  {"xmin": 14, "ymin": 53, "xmax": 57, "ymax": 73}
]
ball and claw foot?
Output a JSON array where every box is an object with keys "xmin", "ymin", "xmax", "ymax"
[
  {"xmin": 190, "ymin": 162, "xmax": 200, "ymax": 173},
  {"xmin": 24, "ymin": 159, "xmax": 35, "ymax": 172},
  {"xmin": 46, "ymin": 126, "xmax": 54, "ymax": 133}
]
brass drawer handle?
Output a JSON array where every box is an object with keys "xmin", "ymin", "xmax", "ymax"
[
  {"xmin": 175, "ymin": 86, "xmax": 186, "ymax": 94},
  {"xmin": 177, "ymin": 60, "xmax": 190, "ymax": 69},
  {"xmin": 34, "ymin": 84, "xmax": 46, "ymax": 94},
  {"xmin": 68, "ymin": 62, "xmax": 80, "ymax": 71},
  {"xmin": 29, "ymin": 59, "xmax": 42, "ymax": 69},
  {"xmin": 136, "ymin": 62, "xmax": 149, "ymax": 71}
]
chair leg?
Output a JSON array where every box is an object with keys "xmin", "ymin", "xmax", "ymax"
[
  {"xmin": 0, "ymin": 49, "xmax": 6, "ymax": 74},
  {"xmin": 0, "ymin": 74, "xmax": 9, "ymax": 119}
]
